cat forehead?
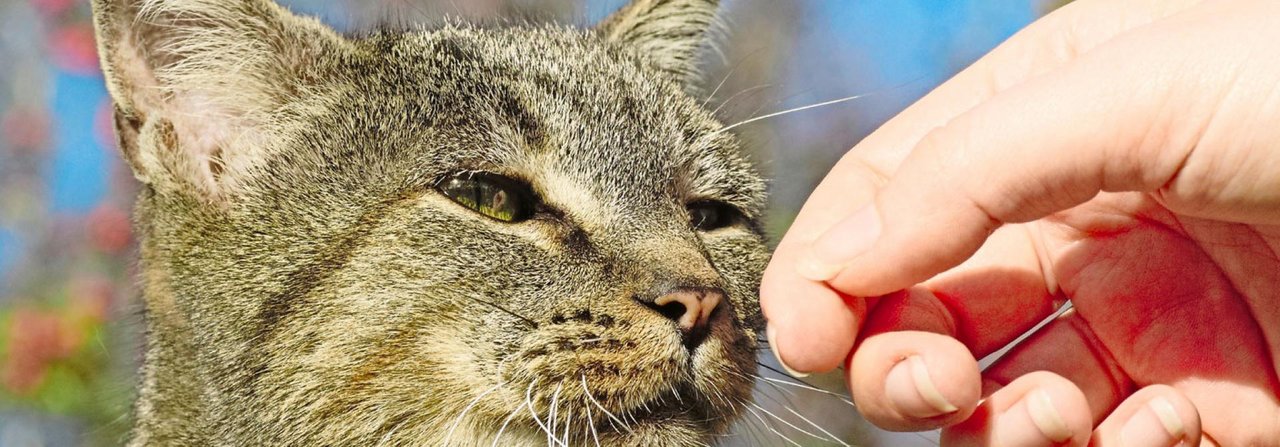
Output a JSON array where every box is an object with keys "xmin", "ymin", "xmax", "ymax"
[
  {"xmin": 333, "ymin": 27, "xmax": 762, "ymax": 211},
  {"xmin": 376, "ymin": 27, "xmax": 716, "ymax": 145}
]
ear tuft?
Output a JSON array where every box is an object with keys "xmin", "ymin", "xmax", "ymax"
[
  {"xmin": 92, "ymin": 0, "xmax": 346, "ymax": 200},
  {"xmin": 597, "ymin": 0, "xmax": 721, "ymax": 85}
]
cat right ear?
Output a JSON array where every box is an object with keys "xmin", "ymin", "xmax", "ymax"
[
  {"xmin": 92, "ymin": 0, "xmax": 347, "ymax": 201},
  {"xmin": 597, "ymin": 0, "xmax": 721, "ymax": 86}
]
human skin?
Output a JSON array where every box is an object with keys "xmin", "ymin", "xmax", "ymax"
[{"xmin": 760, "ymin": 0, "xmax": 1280, "ymax": 445}]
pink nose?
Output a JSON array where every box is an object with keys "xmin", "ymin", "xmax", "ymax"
[{"xmin": 652, "ymin": 288, "xmax": 723, "ymax": 332}]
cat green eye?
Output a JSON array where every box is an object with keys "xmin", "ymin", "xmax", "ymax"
[
  {"xmin": 688, "ymin": 200, "xmax": 743, "ymax": 232},
  {"xmin": 437, "ymin": 172, "xmax": 535, "ymax": 222}
]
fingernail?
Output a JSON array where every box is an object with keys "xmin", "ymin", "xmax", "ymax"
[
  {"xmin": 1120, "ymin": 397, "xmax": 1186, "ymax": 446},
  {"xmin": 996, "ymin": 389, "xmax": 1074, "ymax": 446},
  {"xmin": 765, "ymin": 324, "xmax": 809, "ymax": 378},
  {"xmin": 1026, "ymin": 389, "xmax": 1073, "ymax": 443},
  {"xmin": 885, "ymin": 355, "xmax": 958, "ymax": 418},
  {"xmin": 796, "ymin": 204, "xmax": 881, "ymax": 282}
]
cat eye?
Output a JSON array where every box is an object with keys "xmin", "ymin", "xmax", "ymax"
[
  {"xmin": 437, "ymin": 172, "xmax": 536, "ymax": 222},
  {"xmin": 687, "ymin": 200, "xmax": 743, "ymax": 232}
]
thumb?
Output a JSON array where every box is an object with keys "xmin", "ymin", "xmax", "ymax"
[{"xmin": 795, "ymin": 28, "xmax": 1210, "ymax": 297}]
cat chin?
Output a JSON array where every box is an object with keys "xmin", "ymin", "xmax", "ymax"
[
  {"xmin": 439, "ymin": 386, "xmax": 739, "ymax": 446},
  {"xmin": 531, "ymin": 416, "xmax": 722, "ymax": 447},
  {"xmin": 452, "ymin": 422, "xmax": 714, "ymax": 447}
]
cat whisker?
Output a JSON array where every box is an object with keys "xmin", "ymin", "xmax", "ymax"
[
  {"xmin": 748, "ymin": 401, "xmax": 839, "ymax": 445},
  {"xmin": 754, "ymin": 370, "xmax": 942, "ymax": 446},
  {"xmin": 752, "ymin": 377, "xmax": 806, "ymax": 420},
  {"xmin": 702, "ymin": 63, "xmax": 736, "ymax": 109},
  {"xmin": 374, "ymin": 415, "xmax": 414, "ymax": 447},
  {"xmin": 561, "ymin": 406, "xmax": 574, "ymax": 446},
  {"xmin": 752, "ymin": 361, "xmax": 844, "ymax": 394},
  {"xmin": 701, "ymin": 47, "xmax": 764, "ymax": 109},
  {"xmin": 710, "ymin": 83, "xmax": 774, "ymax": 118},
  {"xmin": 441, "ymin": 379, "xmax": 507, "ymax": 445},
  {"xmin": 548, "ymin": 382, "xmax": 564, "ymax": 445},
  {"xmin": 730, "ymin": 414, "xmax": 765, "ymax": 447},
  {"xmin": 490, "ymin": 404, "xmax": 523, "ymax": 447},
  {"xmin": 781, "ymin": 406, "xmax": 851, "ymax": 447},
  {"xmin": 524, "ymin": 380, "xmax": 568, "ymax": 447},
  {"xmin": 755, "ymin": 373, "xmax": 856, "ymax": 408},
  {"xmin": 583, "ymin": 397, "xmax": 602, "ymax": 447},
  {"xmin": 715, "ymin": 92, "xmax": 875, "ymax": 135},
  {"xmin": 747, "ymin": 371, "xmax": 798, "ymax": 399},
  {"xmin": 743, "ymin": 403, "xmax": 802, "ymax": 447},
  {"xmin": 581, "ymin": 374, "xmax": 633, "ymax": 434}
]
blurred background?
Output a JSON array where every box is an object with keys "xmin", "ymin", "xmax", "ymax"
[{"xmin": 0, "ymin": 0, "xmax": 1067, "ymax": 445}]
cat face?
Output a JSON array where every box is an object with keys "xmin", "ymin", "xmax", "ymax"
[{"xmin": 93, "ymin": 0, "xmax": 766, "ymax": 445}]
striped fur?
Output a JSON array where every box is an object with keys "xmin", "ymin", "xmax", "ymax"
[{"xmin": 93, "ymin": 0, "xmax": 767, "ymax": 445}]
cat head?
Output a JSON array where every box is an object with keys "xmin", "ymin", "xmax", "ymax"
[{"xmin": 94, "ymin": 0, "xmax": 768, "ymax": 444}]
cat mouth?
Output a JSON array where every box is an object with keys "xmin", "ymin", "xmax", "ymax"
[
  {"xmin": 500, "ymin": 309, "xmax": 756, "ymax": 438},
  {"xmin": 554, "ymin": 380, "xmax": 723, "ymax": 441},
  {"xmin": 508, "ymin": 361, "xmax": 747, "ymax": 440}
]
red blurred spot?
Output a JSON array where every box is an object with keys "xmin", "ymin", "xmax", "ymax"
[
  {"xmin": 29, "ymin": 0, "xmax": 75, "ymax": 16},
  {"xmin": 51, "ymin": 23, "xmax": 101, "ymax": 75},
  {"xmin": 2, "ymin": 309, "xmax": 68, "ymax": 394},
  {"xmin": 1, "ymin": 107, "xmax": 51, "ymax": 154},
  {"xmin": 88, "ymin": 204, "xmax": 133, "ymax": 254}
]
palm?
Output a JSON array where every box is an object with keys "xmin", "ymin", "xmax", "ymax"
[{"xmin": 981, "ymin": 192, "xmax": 1280, "ymax": 444}]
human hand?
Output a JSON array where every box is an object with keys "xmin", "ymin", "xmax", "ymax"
[{"xmin": 760, "ymin": 0, "xmax": 1280, "ymax": 445}]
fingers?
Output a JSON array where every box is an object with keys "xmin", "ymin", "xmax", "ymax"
[
  {"xmin": 938, "ymin": 377, "xmax": 1202, "ymax": 447},
  {"xmin": 1093, "ymin": 385, "xmax": 1202, "ymax": 447},
  {"xmin": 941, "ymin": 371, "xmax": 1092, "ymax": 447},
  {"xmin": 798, "ymin": 18, "xmax": 1217, "ymax": 297},
  {"xmin": 760, "ymin": 0, "xmax": 1202, "ymax": 375},
  {"xmin": 856, "ymin": 224, "xmax": 1064, "ymax": 356},
  {"xmin": 981, "ymin": 309, "xmax": 1135, "ymax": 422},
  {"xmin": 846, "ymin": 331, "xmax": 981, "ymax": 431},
  {"xmin": 759, "ymin": 163, "xmax": 878, "ymax": 374},
  {"xmin": 853, "ymin": 320, "xmax": 1207, "ymax": 446}
]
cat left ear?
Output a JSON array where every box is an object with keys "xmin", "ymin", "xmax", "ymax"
[
  {"xmin": 92, "ymin": 0, "xmax": 347, "ymax": 201},
  {"xmin": 597, "ymin": 0, "xmax": 720, "ymax": 85}
]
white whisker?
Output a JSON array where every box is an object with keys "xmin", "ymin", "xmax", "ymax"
[
  {"xmin": 584, "ymin": 400, "xmax": 602, "ymax": 447},
  {"xmin": 758, "ymin": 376, "xmax": 856, "ymax": 408},
  {"xmin": 560, "ymin": 407, "xmax": 572, "ymax": 446},
  {"xmin": 782, "ymin": 406, "xmax": 851, "ymax": 447},
  {"xmin": 748, "ymin": 371, "xmax": 798, "ymax": 399},
  {"xmin": 702, "ymin": 66, "xmax": 735, "ymax": 109},
  {"xmin": 710, "ymin": 83, "xmax": 773, "ymax": 117},
  {"xmin": 548, "ymin": 382, "xmax": 563, "ymax": 445},
  {"xmin": 701, "ymin": 48, "xmax": 764, "ymax": 109},
  {"xmin": 756, "ymin": 370, "xmax": 940, "ymax": 445},
  {"xmin": 375, "ymin": 415, "xmax": 413, "ymax": 447},
  {"xmin": 525, "ymin": 380, "xmax": 568, "ymax": 447},
  {"xmin": 490, "ymin": 405, "xmax": 523, "ymax": 447},
  {"xmin": 744, "ymin": 404, "xmax": 801, "ymax": 446},
  {"xmin": 581, "ymin": 375, "xmax": 633, "ymax": 434},
  {"xmin": 442, "ymin": 380, "xmax": 506, "ymax": 445},
  {"xmin": 749, "ymin": 402, "xmax": 833, "ymax": 444},
  {"xmin": 716, "ymin": 93, "xmax": 872, "ymax": 134}
]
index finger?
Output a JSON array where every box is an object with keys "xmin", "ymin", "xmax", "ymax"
[{"xmin": 760, "ymin": 0, "xmax": 1204, "ymax": 374}]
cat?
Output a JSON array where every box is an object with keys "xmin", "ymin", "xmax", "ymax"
[{"xmin": 91, "ymin": 0, "xmax": 769, "ymax": 445}]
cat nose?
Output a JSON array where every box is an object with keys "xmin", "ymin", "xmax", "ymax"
[{"xmin": 645, "ymin": 287, "xmax": 724, "ymax": 333}]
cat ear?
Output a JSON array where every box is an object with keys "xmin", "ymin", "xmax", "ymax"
[
  {"xmin": 597, "ymin": 0, "xmax": 720, "ymax": 85},
  {"xmin": 92, "ymin": 0, "xmax": 345, "ymax": 200}
]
